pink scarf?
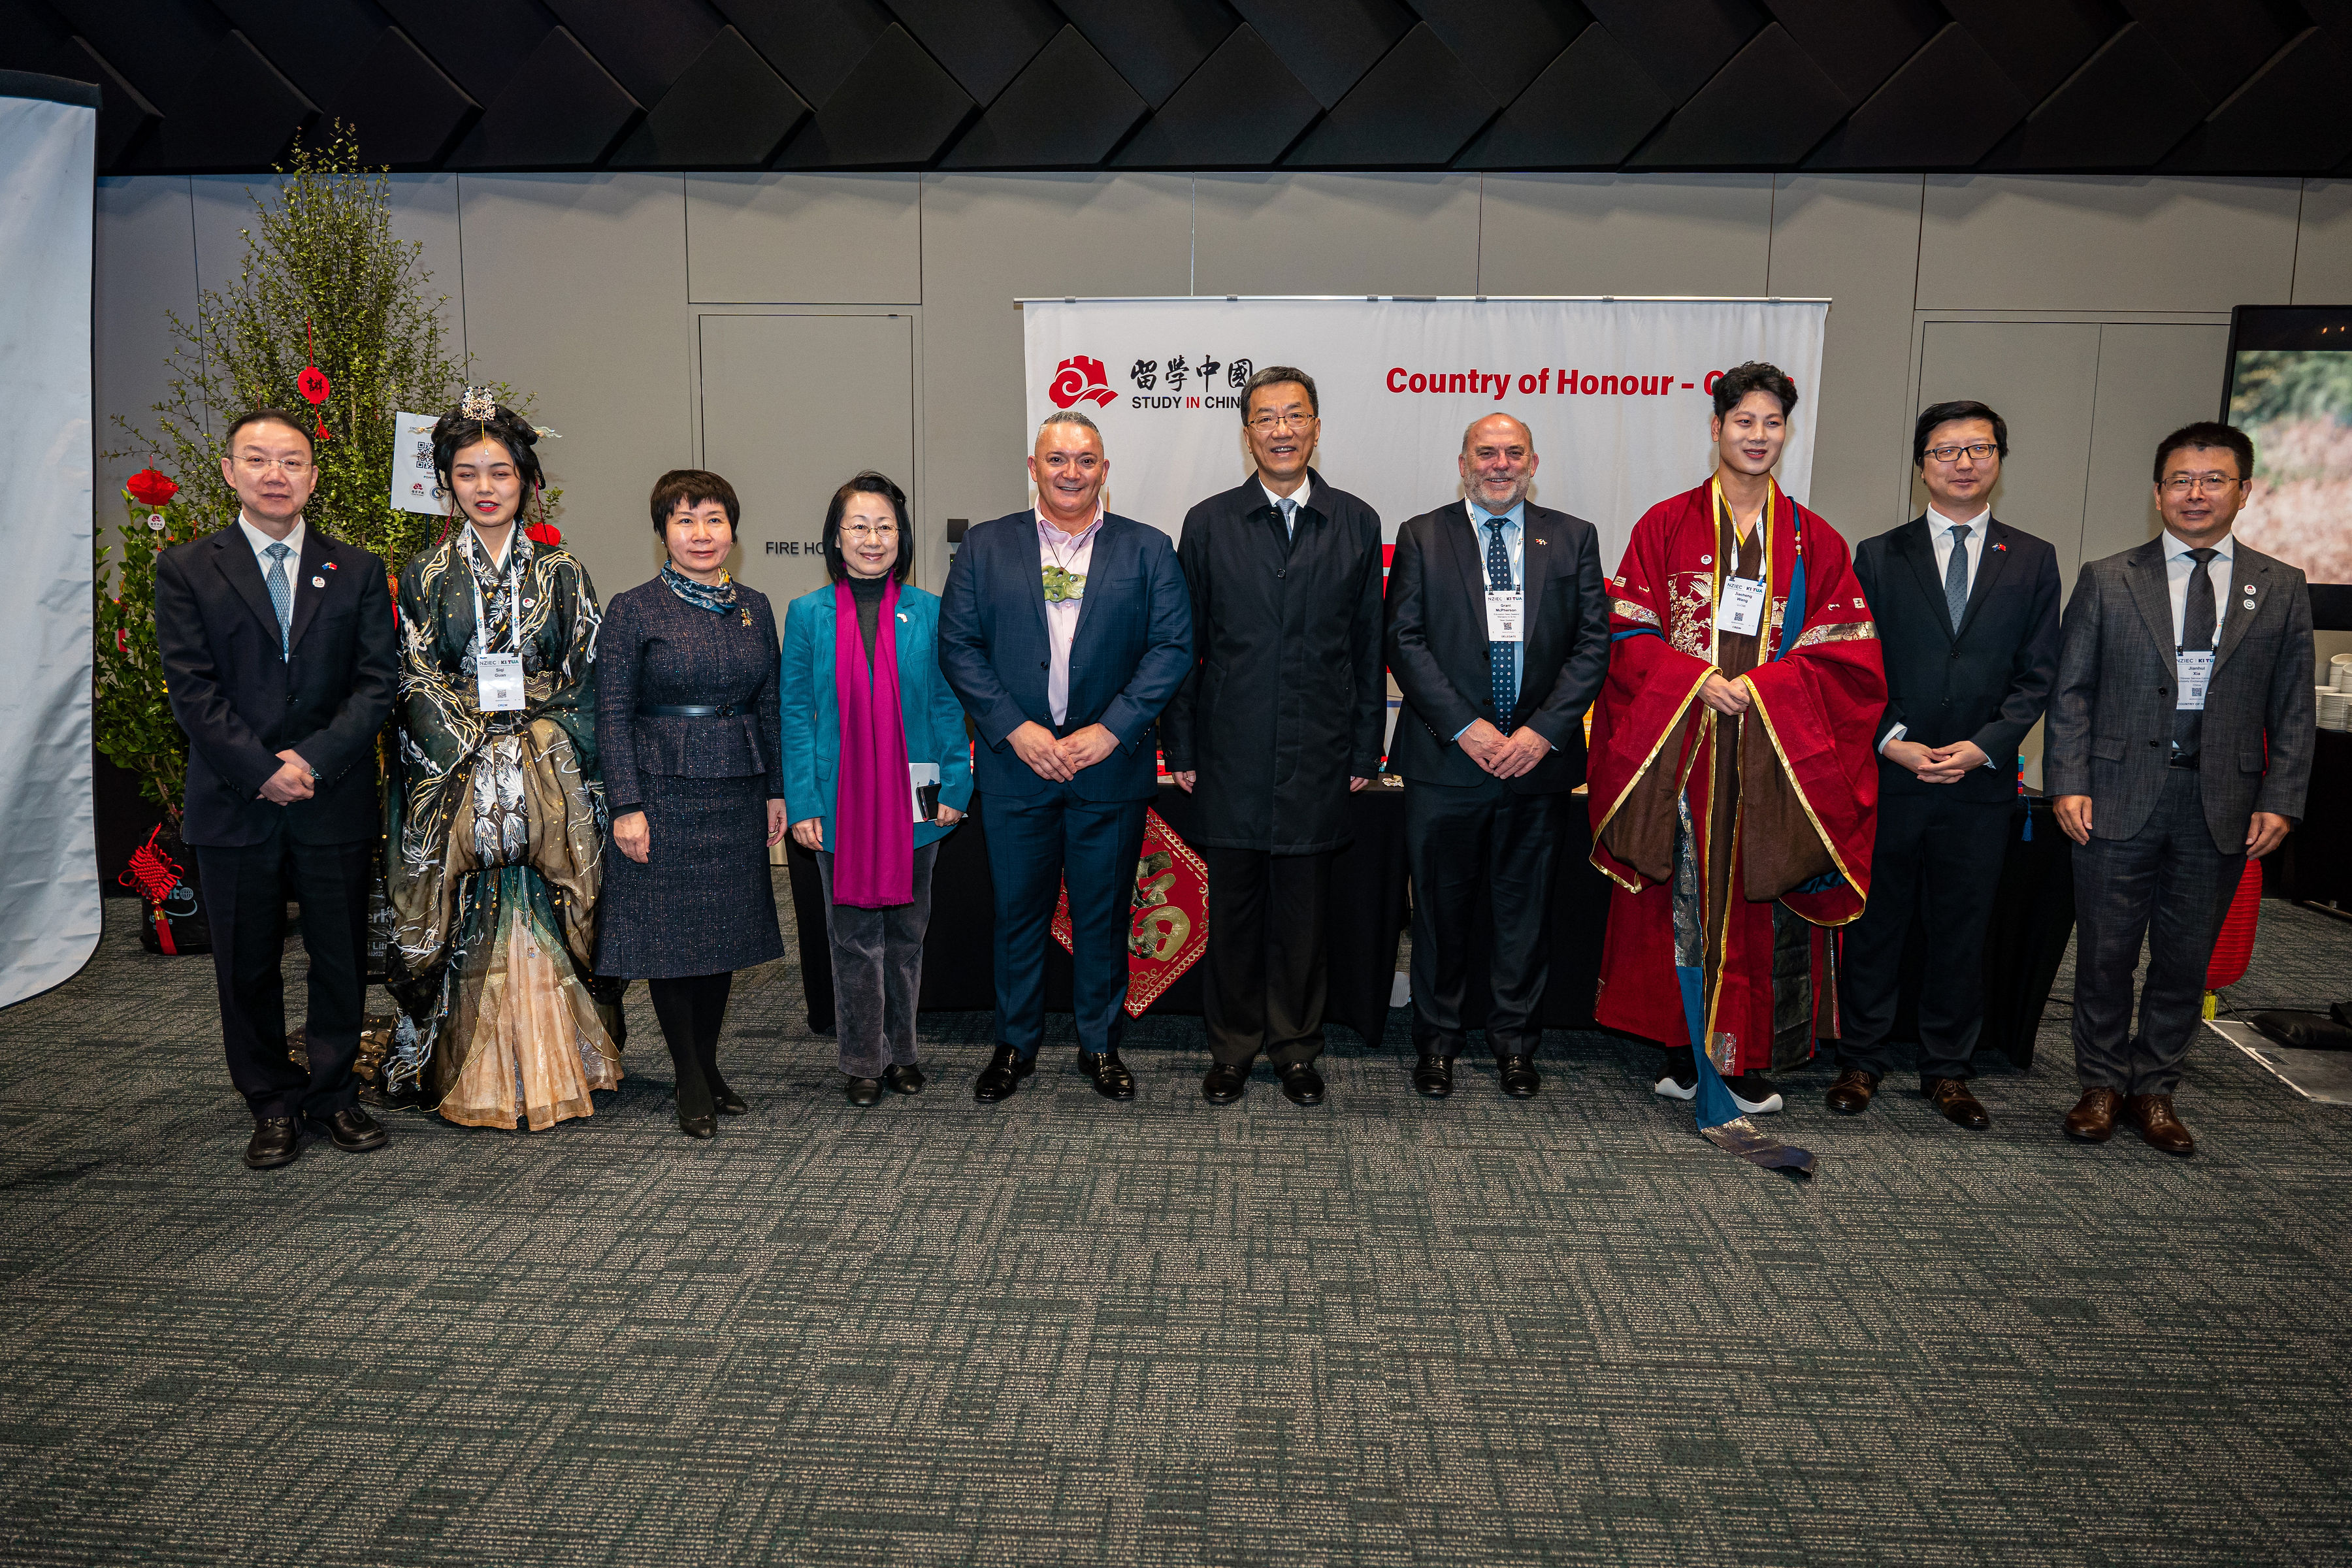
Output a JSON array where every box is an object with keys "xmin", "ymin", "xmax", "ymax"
[{"xmin": 831, "ymin": 576, "xmax": 913, "ymax": 907}]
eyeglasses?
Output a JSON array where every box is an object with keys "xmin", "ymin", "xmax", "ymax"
[
  {"xmin": 1923, "ymin": 443, "xmax": 1998, "ymax": 463},
  {"xmin": 1247, "ymin": 413, "xmax": 1315, "ymax": 432},
  {"xmin": 2162, "ymin": 472, "xmax": 2244, "ymax": 495},
  {"xmin": 841, "ymin": 523, "xmax": 898, "ymax": 542},
  {"xmin": 236, "ymin": 455, "xmax": 311, "ymax": 474}
]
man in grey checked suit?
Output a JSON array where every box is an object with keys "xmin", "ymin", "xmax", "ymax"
[{"xmin": 2047, "ymin": 420, "xmax": 2314, "ymax": 1155}]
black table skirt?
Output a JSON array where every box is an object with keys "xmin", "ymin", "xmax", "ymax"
[{"xmin": 786, "ymin": 784, "xmax": 2070, "ymax": 1062}]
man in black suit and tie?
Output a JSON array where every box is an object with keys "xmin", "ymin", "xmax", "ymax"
[
  {"xmin": 154, "ymin": 410, "xmax": 399, "ymax": 1169},
  {"xmin": 1384, "ymin": 413, "xmax": 1610, "ymax": 1099},
  {"xmin": 1831, "ymin": 401, "xmax": 2061, "ymax": 1128},
  {"xmin": 2047, "ymin": 421, "xmax": 2313, "ymax": 1155}
]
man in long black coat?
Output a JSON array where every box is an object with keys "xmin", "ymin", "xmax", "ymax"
[{"xmin": 1162, "ymin": 367, "xmax": 1386, "ymax": 1107}]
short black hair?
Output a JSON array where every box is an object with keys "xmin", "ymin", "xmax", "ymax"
[
  {"xmin": 650, "ymin": 469, "xmax": 740, "ymax": 535},
  {"xmin": 431, "ymin": 399, "xmax": 546, "ymax": 502},
  {"xmin": 1914, "ymin": 400, "xmax": 2009, "ymax": 468},
  {"xmin": 823, "ymin": 471, "xmax": 914, "ymax": 585},
  {"xmin": 1712, "ymin": 361, "xmax": 1799, "ymax": 420},
  {"xmin": 2152, "ymin": 421, "xmax": 2255, "ymax": 485},
  {"xmin": 225, "ymin": 408, "xmax": 315, "ymax": 459},
  {"xmin": 1241, "ymin": 365, "xmax": 1318, "ymax": 422}
]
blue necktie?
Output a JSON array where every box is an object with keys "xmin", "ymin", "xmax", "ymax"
[
  {"xmin": 1280, "ymin": 497, "xmax": 1297, "ymax": 539},
  {"xmin": 1943, "ymin": 525, "xmax": 1970, "ymax": 632},
  {"xmin": 264, "ymin": 542, "xmax": 293, "ymax": 658},
  {"xmin": 1484, "ymin": 519, "xmax": 1514, "ymax": 732}
]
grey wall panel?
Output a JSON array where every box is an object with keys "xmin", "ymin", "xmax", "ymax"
[
  {"xmin": 1767, "ymin": 174, "xmax": 1924, "ymax": 535},
  {"xmin": 2291, "ymin": 180, "xmax": 2352, "ymax": 305},
  {"xmin": 915, "ymin": 172, "xmax": 1191, "ymax": 587},
  {"xmin": 1916, "ymin": 176, "xmax": 2302, "ymax": 312},
  {"xmin": 1190, "ymin": 173, "xmax": 1479, "ymax": 298},
  {"xmin": 457, "ymin": 173, "xmax": 693, "ymax": 600},
  {"xmin": 387, "ymin": 174, "xmax": 468, "ymax": 367},
  {"xmin": 2079, "ymin": 322, "xmax": 2233, "ymax": 571},
  {"xmin": 685, "ymin": 172, "xmax": 921, "ymax": 303},
  {"xmin": 189, "ymin": 173, "xmax": 275, "ymax": 306},
  {"xmin": 1476, "ymin": 174, "xmax": 1774, "ymax": 297},
  {"xmin": 93, "ymin": 177, "xmax": 197, "ymax": 532},
  {"xmin": 698, "ymin": 313, "xmax": 915, "ymax": 606}
]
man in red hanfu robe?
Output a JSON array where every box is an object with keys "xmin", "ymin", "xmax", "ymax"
[{"xmin": 1587, "ymin": 363, "xmax": 1885, "ymax": 1172}]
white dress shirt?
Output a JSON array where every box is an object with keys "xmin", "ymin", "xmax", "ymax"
[
  {"xmin": 2163, "ymin": 529, "xmax": 2235, "ymax": 648},
  {"xmin": 1037, "ymin": 506, "xmax": 1104, "ymax": 727},
  {"xmin": 1452, "ymin": 497, "xmax": 1527, "ymax": 743},
  {"xmin": 1880, "ymin": 504, "xmax": 1995, "ymax": 760},
  {"xmin": 1260, "ymin": 472, "xmax": 1313, "ymax": 536},
  {"xmin": 237, "ymin": 512, "xmax": 306, "ymax": 571}
]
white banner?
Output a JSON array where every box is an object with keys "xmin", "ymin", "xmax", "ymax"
[
  {"xmin": 0, "ymin": 84, "xmax": 99, "ymax": 1007},
  {"xmin": 1022, "ymin": 297, "xmax": 1828, "ymax": 568}
]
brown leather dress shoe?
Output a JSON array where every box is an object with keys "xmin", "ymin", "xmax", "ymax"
[
  {"xmin": 1823, "ymin": 1068, "xmax": 1878, "ymax": 1115},
  {"xmin": 1924, "ymin": 1077, "xmax": 1991, "ymax": 1131},
  {"xmin": 2125, "ymin": 1093, "xmax": 2196, "ymax": 1156},
  {"xmin": 2063, "ymin": 1087, "xmax": 2122, "ymax": 1143}
]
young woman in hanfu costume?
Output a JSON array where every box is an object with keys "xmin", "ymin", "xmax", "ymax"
[{"xmin": 380, "ymin": 390, "xmax": 622, "ymax": 1129}]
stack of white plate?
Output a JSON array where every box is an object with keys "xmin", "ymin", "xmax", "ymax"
[
  {"xmin": 2333, "ymin": 651, "xmax": 2352, "ymax": 693},
  {"xmin": 2321, "ymin": 686, "xmax": 2351, "ymax": 731}
]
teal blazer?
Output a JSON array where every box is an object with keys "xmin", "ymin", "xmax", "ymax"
[{"xmin": 779, "ymin": 582, "xmax": 973, "ymax": 852}]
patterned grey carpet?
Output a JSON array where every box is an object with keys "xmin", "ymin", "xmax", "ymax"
[{"xmin": 3, "ymin": 880, "xmax": 2349, "ymax": 1567}]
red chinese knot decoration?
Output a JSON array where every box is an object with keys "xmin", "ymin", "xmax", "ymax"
[
  {"xmin": 298, "ymin": 320, "xmax": 333, "ymax": 441},
  {"xmin": 125, "ymin": 468, "xmax": 178, "ymax": 507}
]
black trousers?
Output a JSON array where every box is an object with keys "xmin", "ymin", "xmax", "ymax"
[
  {"xmin": 1200, "ymin": 846, "xmax": 1332, "ymax": 1070},
  {"xmin": 1836, "ymin": 791, "xmax": 2011, "ymax": 1082},
  {"xmin": 2070, "ymin": 766, "xmax": 2245, "ymax": 1098},
  {"xmin": 1405, "ymin": 777, "xmax": 1562, "ymax": 1059},
  {"xmin": 193, "ymin": 828, "xmax": 373, "ymax": 1121}
]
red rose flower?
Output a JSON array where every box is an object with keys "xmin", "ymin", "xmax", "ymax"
[
  {"xmin": 525, "ymin": 521, "xmax": 563, "ymax": 547},
  {"xmin": 125, "ymin": 468, "xmax": 178, "ymax": 506}
]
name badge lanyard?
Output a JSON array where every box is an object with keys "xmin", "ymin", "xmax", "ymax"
[
  {"xmin": 468, "ymin": 536, "xmax": 527, "ymax": 711},
  {"xmin": 1707, "ymin": 475, "xmax": 1774, "ymax": 665}
]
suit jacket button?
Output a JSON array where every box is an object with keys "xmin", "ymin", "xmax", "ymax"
[
  {"xmin": 1039, "ymin": 660, "xmax": 1049, "ymax": 670},
  {"xmin": 2149, "ymin": 739, "xmax": 2161, "ymax": 747}
]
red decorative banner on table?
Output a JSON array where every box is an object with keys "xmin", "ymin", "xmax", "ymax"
[{"xmin": 1050, "ymin": 808, "xmax": 1209, "ymax": 1017}]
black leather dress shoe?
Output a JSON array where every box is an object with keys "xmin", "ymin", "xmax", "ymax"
[
  {"xmin": 973, "ymin": 1045, "xmax": 1036, "ymax": 1103},
  {"xmin": 1413, "ymin": 1053, "xmax": 1454, "ymax": 1099},
  {"xmin": 843, "ymin": 1077, "xmax": 883, "ymax": 1107},
  {"xmin": 358, "ymin": 1080, "xmax": 424, "ymax": 1111},
  {"xmin": 713, "ymin": 1086, "xmax": 749, "ymax": 1115},
  {"xmin": 679, "ymin": 1111, "xmax": 717, "ymax": 1138},
  {"xmin": 1202, "ymin": 1062, "xmax": 1249, "ymax": 1105},
  {"xmin": 1078, "ymin": 1049, "xmax": 1136, "ymax": 1101},
  {"xmin": 1924, "ymin": 1077, "xmax": 1991, "ymax": 1131},
  {"xmin": 1279, "ymin": 1062, "xmax": 1326, "ymax": 1106},
  {"xmin": 883, "ymin": 1064, "xmax": 925, "ymax": 1096},
  {"xmin": 313, "ymin": 1105, "xmax": 389, "ymax": 1152},
  {"xmin": 1496, "ymin": 1055, "xmax": 1541, "ymax": 1099},
  {"xmin": 244, "ymin": 1117, "xmax": 300, "ymax": 1170}
]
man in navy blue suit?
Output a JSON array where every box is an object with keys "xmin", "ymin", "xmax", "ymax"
[{"xmin": 938, "ymin": 411, "xmax": 1194, "ymax": 1103}]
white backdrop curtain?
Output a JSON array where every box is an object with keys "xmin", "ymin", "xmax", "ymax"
[{"xmin": 0, "ymin": 75, "xmax": 99, "ymax": 1007}]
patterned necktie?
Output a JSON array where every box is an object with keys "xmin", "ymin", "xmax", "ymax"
[
  {"xmin": 1280, "ymin": 497, "xmax": 1297, "ymax": 539},
  {"xmin": 264, "ymin": 541, "xmax": 293, "ymax": 658},
  {"xmin": 2173, "ymin": 547, "xmax": 2219, "ymax": 759},
  {"xmin": 1944, "ymin": 524, "xmax": 1970, "ymax": 632},
  {"xmin": 1484, "ymin": 518, "xmax": 1514, "ymax": 732}
]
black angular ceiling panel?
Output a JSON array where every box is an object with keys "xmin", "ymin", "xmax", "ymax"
[
  {"xmin": 887, "ymin": 0, "xmax": 1060, "ymax": 105},
  {"xmin": 1803, "ymin": 22, "xmax": 2033, "ymax": 169},
  {"xmin": 1283, "ymin": 25, "xmax": 1496, "ymax": 168},
  {"xmin": 1982, "ymin": 22, "xmax": 2210, "ymax": 170},
  {"xmin": 1224, "ymin": 0, "xmax": 1413, "ymax": 110},
  {"xmin": 2163, "ymin": 25, "xmax": 2352, "ymax": 174},
  {"xmin": 25, "ymin": 0, "xmax": 2352, "ymax": 175},
  {"xmin": 1580, "ymin": 0, "xmax": 1768, "ymax": 102},
  {"xmin": 610, "ymin": 25, "xmax": 809, "ymax": 168},
  {"xmin": 1054, "ymin": 0, "xmax": 1235, "ymax": 109},
  {"xmin": 941, "ymin": 25, "xmax": 1143, "ymax": 168},
  {"xmin": 324, "ymin": 27, "xmax": 480, "ymax": 168},
  {"xmin": 1453, "ymin": 24, "xmax": 1675, "ymax": 168},
  {"xmin": 446, "ymin": 26, "xmax": 640, "ymax": 169},
  {"xmin": 1632, "ymin": 22, "xmax": 1850, "ymax": 167},
  {"xmin": 1113, "ymin": 24, "xmax": 1320, "ymax": 167},
  {"xmin": 772, "ymin": 23, "xmax": 973, "ymax": 167}
]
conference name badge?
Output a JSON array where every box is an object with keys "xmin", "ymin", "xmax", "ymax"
[
  {"xmin": 1719, "ymin": 576, "xmax": 1768, "ymax": 637},
  {"xmin": 1484, "ymin": 589, "xmax": 1524, "ymax": 643},
  {"xmin": 2176, "ymin": 649, "xmax": 2213, "ymax": 711},
  {"xmin": 477, "ymin": 651, "xmax": 525, "ymax": 712}
]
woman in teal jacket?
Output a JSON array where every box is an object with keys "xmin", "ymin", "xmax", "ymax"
[{"xmin": 779, "ymin": 472, "xmax": 973, "ymax": 1105}]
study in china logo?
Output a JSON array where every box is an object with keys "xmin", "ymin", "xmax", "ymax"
[
  {"xmin": 1051, "ymin": 353, "xmax": 1254, "ymax": 412},
  {"xmin": 1049, "ymin": 356, "xmax": 1120, "ymax": 410}
]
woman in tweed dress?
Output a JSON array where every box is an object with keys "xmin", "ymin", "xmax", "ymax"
[{"xmin": 596, "ymin": 470, "xmax": 788, "ymax": 1138}]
